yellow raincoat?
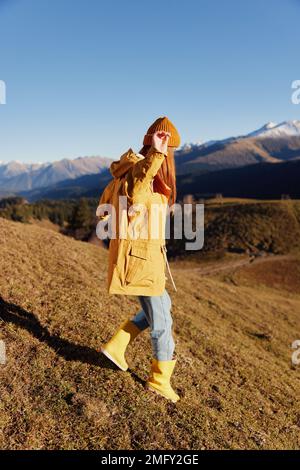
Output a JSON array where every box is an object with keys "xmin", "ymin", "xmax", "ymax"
[{"xmin": 97, "ymin": 146, "xmax": 170, "ymax": 296}]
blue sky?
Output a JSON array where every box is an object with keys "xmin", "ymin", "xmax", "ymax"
[{"xmin": 0, "ymin": 0, "xmax": 300, "ymax": 163}]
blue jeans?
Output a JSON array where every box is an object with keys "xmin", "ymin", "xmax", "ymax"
[{"xmin": 131, "ymin": 290, "xmax": 175, "ymax": 361}]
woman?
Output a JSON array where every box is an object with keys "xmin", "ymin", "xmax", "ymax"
[{"xmin": 97, "ymin": 117, "xmax": 180, "ymax": 402}]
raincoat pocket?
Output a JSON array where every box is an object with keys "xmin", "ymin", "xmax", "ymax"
[{"xmin": 126, "ymin": 244, "xmax": 150, "ymax": 284}]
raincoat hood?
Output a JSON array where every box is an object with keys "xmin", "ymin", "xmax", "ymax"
[{"xmin": 110, "ymin": 148, "xmax": 144, "ymax": 178}]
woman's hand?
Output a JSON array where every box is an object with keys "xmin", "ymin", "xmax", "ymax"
[{"xmin": 152, "ymin": 130, "xmax": 171, "ymax": 154}]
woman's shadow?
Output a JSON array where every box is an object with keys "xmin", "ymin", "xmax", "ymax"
[{"xmin": 0, "ymin": 296, "xmax": 144, "ymax": 384}]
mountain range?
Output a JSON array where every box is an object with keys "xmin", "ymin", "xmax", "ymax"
[
  {"xmin": 1, "ymin": 120, "xmax": 300, "ymax": 200},
  {"xmin": 175, "ymin": 120, "xmax": 300, "ymax": 175},
  {"xmin": 0, "ymin": 155, "xmax": 112, "ymax": 194}
]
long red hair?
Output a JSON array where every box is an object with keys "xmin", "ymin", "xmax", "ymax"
[{"xmin": 138, "ymin": 145, "xmax": 177, "ymax": 206}]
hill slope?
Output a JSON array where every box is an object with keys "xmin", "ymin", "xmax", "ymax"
[
  {"xmin": 168, "ymin": 200, "xmax": 300, "ymax": 258},
  {"xmin": 0, "ymin": 218, "xmax": 300, "ymax": 450}
]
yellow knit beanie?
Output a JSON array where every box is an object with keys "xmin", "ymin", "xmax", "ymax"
[{"xmin": 143, "ymin": 116, "xmax": 181, "ymax": 148}]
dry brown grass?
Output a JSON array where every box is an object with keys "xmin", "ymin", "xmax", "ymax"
[
  {"xmin": 227, "ymin": 257, "xmax": 300, "ymax": 294},
  {"xmin": 29, "ymin": 217, "xmax": 61, "ymax": 233},
  {"xmin": 0, "ymin": 218, "xmax": 300, "ymax": 450}
]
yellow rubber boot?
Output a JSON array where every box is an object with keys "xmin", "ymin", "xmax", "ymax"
[
  {"xmin": 146, "ymin": 359, "xmax": 180, "ymax": 403},
  {"xmin": 101, "ymin": 320, "xmax": 141, "ymax": 371}
]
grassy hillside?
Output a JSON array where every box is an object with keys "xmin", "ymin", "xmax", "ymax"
[
  {"xmin": 0, "ymin": 218, "xmax": 300, "ymax": 450},
  {"xmin": 168, "ymin": 200, "xmax": 300, "ymax": 259},
  {"xmin": 203, "ymin": 200, "xmax": 300, "ymax": 254}
]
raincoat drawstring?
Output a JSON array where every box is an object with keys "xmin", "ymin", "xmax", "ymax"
[{"xmin": 162, "ymin": 245, "xmax": 177, "ymax": 292}]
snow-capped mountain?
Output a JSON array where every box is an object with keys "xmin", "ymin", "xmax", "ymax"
[
  {"xmin": 245, "ymin": 122, "xmax": 278, "ymax": 138},
  {"xmin": 178, "ymin": 142, "xmax": 204, "ymax": 154},
  {"xmin": 178, "ymin": 120, "xmax": 300, "ymax": 151},
  {"xmin": 246, "ymin": 120, "xmax": 300, "ymax": 139},
  {"xmin": 175, "ymin": 120, "xmax": 300, "ymax": 175}
]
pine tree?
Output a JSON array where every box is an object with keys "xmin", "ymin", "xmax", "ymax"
[{"xmin": 70, "ymin": 198, "xmax": 92, "ymax": 230}]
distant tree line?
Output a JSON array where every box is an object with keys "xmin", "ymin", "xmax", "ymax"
[{"xmin": 0, "ymin": 196, "xmax": 98, "ymax": 241}]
